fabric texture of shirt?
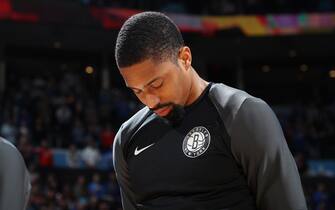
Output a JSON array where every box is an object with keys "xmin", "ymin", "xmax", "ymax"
[{"xmin": 0, "ymin": 137, "xmax": 31, "ymax": 210}]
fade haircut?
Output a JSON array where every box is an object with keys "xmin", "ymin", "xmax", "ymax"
[{"xmin": 115, "ymin": 11, "xmax": 185, "ymax": 68}]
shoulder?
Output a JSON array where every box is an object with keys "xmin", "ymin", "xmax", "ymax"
[
  {"xmin": 208, "ymin": 83, "xmax": 260, "ymax": 109},
  {"xmin": 208, "ymin": 83, "xmax": 264, "ymax": 132},
  {"xmin": 0, "ymin": 137, "xmax": 21, "ymax": 157},
  {"xmin": 0, "ymin": 137, "xmax": 26, "ymax": 170},
  {"xmin": 114, "ymin": 106, "xmax": 152, "ymax": 148}
]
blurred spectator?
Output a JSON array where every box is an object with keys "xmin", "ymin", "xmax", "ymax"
[
  {"xmin": 312, "ymin": 183, "xmax": 331, "ymax": 209},
  {"xmin": 295, "ymin": 152, "xmax": 308, "ymax": 176},
  {"xmin": 29, "ymin": 163, "xmax": 40, "ymax": 181},
  {"xmin": 27, "ymin": 183, "xmax": 45, "ymax": 210},
  {"xmin": 291, "ymin": 120, "xmax": 308, "ymax": 155},
  {"xmin": 33, "ymin": 117, "xmax": 48, "ymax": 145},
  {"xmin": 74, "ymin": 176, "xmax": 88, "ymax": 198},
  {"xmin": 88, "ymin": 195, "xmax": 99, "ymax": 210},
  {"xmin": 55, "ymin": 104, "xmax": 72, "ymax": 125},
  {"xmin": 105, "ymin": 172, "xmax": 121, "ymax": 206},
  {"xmin": 37, "ymin": 140, "xmax": 53, "ymax": 168},
  {"xmin": 88, "ymin": 174, "xmax": 104, "ymax": 199},
  {"xmin": 66, "ymin": 144, "xmax": 81, "ymax": 168},
  {"xmin": 55, "ymin": 103, "xmax": 73, "ymax": 147},
  {"xmin": 0, "ymin": 117, "xmax": 17, "ymax": 144},
  {"xmin": 17, "ymin": 134, "xmax": 35, "ymax": 165},
  {"xmin": 72, "ymin": 118, "xmax": 87, "ymax": 148},
  {"xmin": 99, "ymin": 123, "xmax": 115, "ymax": 151},
  {"xmin": 81, "ymin": 138, "xmax": 101, "ymax": 168},
  {"xmin": 46, "ymin": 174, "xmax": 59, "ymax": 190}
]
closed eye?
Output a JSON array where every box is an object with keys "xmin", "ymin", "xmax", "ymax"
[
  {"xmin": 150, "ymin": 78, "xmax": 163, "ymax": 89},
  {"xmin": 132, "ymin": 88, "xmax": 142, "ymax": 94}
]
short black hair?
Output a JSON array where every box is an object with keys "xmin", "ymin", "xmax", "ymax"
[{"xmin": 115, "ymin": 11, "xmax": 184, "ymax": 68}]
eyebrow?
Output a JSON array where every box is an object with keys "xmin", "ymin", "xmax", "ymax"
[{"xmin": 127, "ymin": 77, "xmax": 162, "ymax": 91}]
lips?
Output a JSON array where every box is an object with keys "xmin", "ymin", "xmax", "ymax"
[{"xmin": 155, "ymin": 106, "xmax": 171, "ymax": 117}]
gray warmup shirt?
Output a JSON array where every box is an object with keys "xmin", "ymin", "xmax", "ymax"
[
  {"xmin": 113, "ymin": 83, "xmax": 307, "ymax": 210},
  {"xmin": 0, "ymin": 137, "xmax": 31, "ymax": 210}
]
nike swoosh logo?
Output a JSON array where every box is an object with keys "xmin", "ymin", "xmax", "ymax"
[{"xmin": 134, "ymin": 143, "xmax": 155, "ymax": 156}]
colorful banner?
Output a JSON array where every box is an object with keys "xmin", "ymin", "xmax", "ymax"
[
  {"xmin": 91, "ymin": 8, "xmax": 335, "ymax": 36},
  {"xmin": 1, "ymin": 0, "xmax": 335, "ymax": 37},
  {"xmin": 0, "ymin": 0, "xmax": 39, "ymax": 22}
]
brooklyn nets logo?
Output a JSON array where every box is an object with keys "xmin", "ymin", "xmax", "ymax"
[{"xmin": 182, "ymin": 126, "xmax": 211, "ymax": 158}]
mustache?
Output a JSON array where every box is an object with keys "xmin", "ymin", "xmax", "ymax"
[{"xmin": 150, "ymin": 102, "xmax": 174, "ymax": 111}]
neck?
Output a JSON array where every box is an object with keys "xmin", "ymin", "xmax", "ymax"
[{"xmin": 185, "ymin": 68, "xmax": 209, "ymax": 106}]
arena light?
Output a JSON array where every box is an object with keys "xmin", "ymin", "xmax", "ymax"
[
  {"xmin": 53, "ymin": 41, "xmax": 61, "ymax": 49},
  {"xmin": 85, "ymin": 66, "xmax": 94, "ymax": 74},
  {"xmin": 262, "ymin": 65, "xmax": 271, "ymax": 73},
  {"xmin": 289, "ymin": 50, "xmax": 297, "ymax": 58},
  {"xmin": 329, "ymin": 70, "xmax": 335, "ymax": 78},
  {"xmin": 300, "ymin": 64, "xmax": 308, "ymax": 72}
]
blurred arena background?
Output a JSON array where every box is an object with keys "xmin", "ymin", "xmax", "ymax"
[{"xmin": 0, "ymin": 0, "xmax": 335, "ymax": 209}]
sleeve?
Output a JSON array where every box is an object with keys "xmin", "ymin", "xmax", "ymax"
[
  {"xmin": 230, "ymin": 98, "xmax": 307, "ymax": 210},
  {"xmin": 0, "ymin": 141, "xmax": 31, "ymax": 210},
  {"xmin": 113, "ymin": 127, "xmax": 137, "ymax": 210}
]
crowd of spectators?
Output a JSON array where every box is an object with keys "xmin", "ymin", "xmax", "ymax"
[
  {"xmin": 274, "ymin": 100, "xmax": 335, "ymax": 210},
  {"xmin": 0, "ymin": 68, "xmax": 334, "ymax": 209},
  {"xmin": 0, "ymin": 71, "xmax": 141, "ymax": 210},
  {"xmin": 27, "ymin": 169, "xmax": 121, "ymax": 210},
  {"xmin": 274, "ymin": 100, "xmax": 335, "ymax": 160}
]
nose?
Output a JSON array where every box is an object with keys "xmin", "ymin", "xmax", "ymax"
[{"xmin": 145, "ymin": 93, "xmax": 160, "ymax": 109}]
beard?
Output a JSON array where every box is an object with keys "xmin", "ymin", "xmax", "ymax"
[{"xmin": 151, "ymin": 103, "xmax": 185, "ymax": 127}]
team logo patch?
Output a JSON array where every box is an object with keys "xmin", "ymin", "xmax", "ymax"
[{"xmin": 182, "ymin": 126, "xmax": 211, "ymax": 158}]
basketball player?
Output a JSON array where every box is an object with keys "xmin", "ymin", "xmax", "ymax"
[
  {"xmin": 113, "ymin": 12, "xmax": 307, "ymax": 210},
  {"xmin": 0, "ymin": 137, "xmax": 31, "ymax": 210}
]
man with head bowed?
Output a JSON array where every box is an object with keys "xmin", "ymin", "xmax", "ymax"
[{"xmin": 113, "ymin": 11, "xmax": 307, "ymax": 210}]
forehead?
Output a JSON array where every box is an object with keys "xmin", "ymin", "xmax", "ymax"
[{"xmin": 119, "ymin": 59, "xmax": 175, "ymax": 88}]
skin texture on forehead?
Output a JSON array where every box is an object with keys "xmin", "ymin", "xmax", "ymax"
[{"xmin": 120, "ymin": 59, "xmax": 178, "ymax": 91}]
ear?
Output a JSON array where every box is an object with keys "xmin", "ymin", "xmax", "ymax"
[{"xmin": 178, "ymin": 46, "xmax": 192, "ymax": 71}]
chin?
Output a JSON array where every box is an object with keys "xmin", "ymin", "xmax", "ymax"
[{"xmin": 160, "ymin": 104, "xmax": 185, "ymax": 127}]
